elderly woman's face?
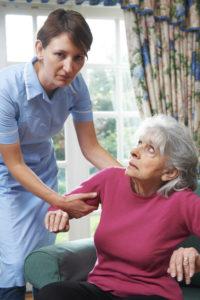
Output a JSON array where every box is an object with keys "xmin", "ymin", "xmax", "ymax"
[
  {"xmin": 35, "ymin": 32, "xmax": 86, "ymax": 93},
  {"xmin": 126, "ymin": 139, "xmax": 168, "ymax": 184}
]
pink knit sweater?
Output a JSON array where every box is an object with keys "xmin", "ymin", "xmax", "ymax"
[{"xmin": 55, "ymin": 167, "xmax": 200, "ymax": 300}]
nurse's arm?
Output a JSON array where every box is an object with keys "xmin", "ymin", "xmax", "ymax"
[
  {"xmin": 74, "ymin": 121, "xmax": 121, "ymax": 169},
  {"xmin": 0, "ymin": 142, "xmax": 97, "ymax": 216}
]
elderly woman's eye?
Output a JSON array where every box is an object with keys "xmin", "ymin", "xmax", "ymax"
[{"xmin": 148, "ymin": 145, "xmax": 155, "ymax": 153}]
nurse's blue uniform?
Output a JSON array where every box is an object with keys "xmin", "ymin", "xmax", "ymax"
[{"xmin": 0, "ymin": 57, "xmax": 93, "ymax": 287}]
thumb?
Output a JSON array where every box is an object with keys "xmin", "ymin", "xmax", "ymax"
[{"xmin": 78, "ymin": 192, "xmax": 98, "ymax": 200}]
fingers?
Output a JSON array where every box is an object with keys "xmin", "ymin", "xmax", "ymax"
[
  {"xmin": 44, "ymin": 210, "xmax": 69, "ymax": 232},
  {"xmin": 183, "ymin": 256, "xmax": 190, "ymax": 285},
  {"xmin": 58, "ymin": 212, "xmax": 70, "ymax": 231},
  {"xmin": 49, "ymin": 212, "xmax": 56, "ymax": 231},
  {"xmin": 66, "ymin": 192, "xmax": 98, "ymax": 201},
  {"xmin": 44, "ymin": 211, "xmax": 51, "ymax": 230},
  {"xmin": 185, "ymin": 251, "xmax": 197, "ymax": 281},
  {"xmin": 182, "ymin": 249, "xmax": 198, "ymax": 284},
  {"xmin": 168, "ymin": 250, "xmax": 179, "ymax": 279},
  {"xmin": 168, "ymin": 248, "xmax": 184, "ymax": 282},
  {"xmin": 61, "ymin": 196, "xmax": 98, "ymax": 219},
  {"xmin": 69, "ymin": 204, "xmax": 97, "ymax": 219},
  {"xmin": 60, "ymin": 192, "xmax": 99, "ymax": 219}
]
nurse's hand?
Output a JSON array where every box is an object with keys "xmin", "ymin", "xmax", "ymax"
[
  {"xmin": 45, "ymin": 210, "xmax": 69, "ymax": 233},
  {"xmin": 167, "ymin": 247, "xmax": 200, "ymax": 285},
  {"xmin": 59, "ymin": 192, "xmax": 98, "ymax": 219}
]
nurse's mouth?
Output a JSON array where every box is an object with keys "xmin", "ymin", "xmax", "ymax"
[{"xmin": 57, "ymin": 75, "xmax": 71, "ymax": 81}]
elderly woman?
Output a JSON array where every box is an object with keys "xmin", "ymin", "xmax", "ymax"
[{"xmin": 38, "ymin": 115, "xmax": 200, "ymax": 300}]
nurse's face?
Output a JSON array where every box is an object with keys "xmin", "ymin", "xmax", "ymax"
[{"xmin": 35, "ymin": 33, "xmax": 86, "ymax": 93}]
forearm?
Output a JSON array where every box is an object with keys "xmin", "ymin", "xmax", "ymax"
[
  {"xmin": 0, "ymin": 143, "xmax": 98, "ymax": 218},
  {"xmin": 10, "ymin": 163, "xmax": 98, "ymax": 218},
  {"xmin": 83, "ymin": 143, "xmax": 121, "ymax": 169},
  {"xmin": 74, "ymin": 121, "xmax": 121, "ymax": 169},
  {"xmin": 10, "ymin": 162, "xmax": 62, "ymax": 206}
]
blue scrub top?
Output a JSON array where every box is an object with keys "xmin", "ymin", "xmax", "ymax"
[{"xmin": 0, "ymin": 57, "xmax": 93, "ymax": 287}]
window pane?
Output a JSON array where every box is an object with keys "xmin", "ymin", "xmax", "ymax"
[
  {"xmin": 123, "ymin": 117, "xmax": 141, "ymax": 160},
  {"xmin": 122, "ymin": 69, "xmax": 137, "ymax": 111},
  {"xmin": 87, "ymin": 19, "xmax": 115, "ymax": 64},
  {"xmin": 90, "ymin": 214, "xmax": 100, "ymax": 236},
  {"xmin": 6, "ymin": 15, "xmax": 33, "ymax": 62},
  {"xmin": 87, "ymin": 68, "xmax": 116, "ymax": 111},
  {"xmin": 95, "ymin": 117, "xmax": 117, "ymax": 157},
  {"xmin": 37, "ymin": 16, "xmax": 47, "ymax": 31},
  {"xmin": 58, "ymin": 168, "xmax": 67, "ymax": 195},
  {"xmin": 52, "ymin": 130, "xmax": 65, "ymax": 160}
]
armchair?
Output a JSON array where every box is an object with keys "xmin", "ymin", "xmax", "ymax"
[{"xmin": 24, "ymin": 236, "xmax": 200, "ymax": 300}]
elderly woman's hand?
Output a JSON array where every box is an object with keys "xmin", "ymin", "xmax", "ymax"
[
  {"xmin": 167, "ymin": 247, "xmax": 200, "ymax": 285},
  {"xmin": 44, "ymin": 210, "xmax": 70, "ymax": 233}
]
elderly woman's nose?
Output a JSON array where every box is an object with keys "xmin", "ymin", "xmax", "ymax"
[{"xmin": 131, "ymin": 147, "xmax": 140, "ymax": 157}]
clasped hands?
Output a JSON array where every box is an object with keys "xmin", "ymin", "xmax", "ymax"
[{"xmin": 45, "ymin": 192, "xmax": 98, "ymax": 233}]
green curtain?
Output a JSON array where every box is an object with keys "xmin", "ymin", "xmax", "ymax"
[{"xmin": 121, "ymin": 0, "xmax": 200, "ymax": 147}]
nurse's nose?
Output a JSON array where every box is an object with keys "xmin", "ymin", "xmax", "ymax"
[{"xmin": 63, "ymin": 58, "xmax": 74, "ymax": 73}]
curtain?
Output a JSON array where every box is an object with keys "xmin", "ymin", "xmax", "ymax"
[
  {"xmin": 121, "ymin": 0, "xmax": 200, "ymax": 146},
  {"xmin": 4, "ymin": 0, "xmax": 119, "ymax": 5}
]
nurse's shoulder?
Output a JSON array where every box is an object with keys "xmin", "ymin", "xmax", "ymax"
[{"xmin": 0, "ymin": 63, "xmax": 25, "ymax": 87}]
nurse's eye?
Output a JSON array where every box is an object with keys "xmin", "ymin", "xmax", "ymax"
[
  {"xmin": 74, "ymin": 55, "xmax": 85, "ymax": 64},
  {"xmin": 55, "ymin": 52, "xmax": 65, "ymax": 59}
]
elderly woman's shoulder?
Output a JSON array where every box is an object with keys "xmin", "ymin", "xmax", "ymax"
[
  {"xmin": 104, "ymin": 166, "xmax": 125, "ymax": 173},
  {"xmin": 169, "ymin": 188, "xmax": 200, "ymax": 204},
  {"xmin": 97, "ymin": 166, "xmax": 126, "ymax": 178}
]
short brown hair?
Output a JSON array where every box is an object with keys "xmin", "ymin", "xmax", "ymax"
[{"xmin": 37, "ymin": 9, "xmax": 93, "ymax": 55}]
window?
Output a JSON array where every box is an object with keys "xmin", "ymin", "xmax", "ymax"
[
  {"xmin": 0, "ymin": 4, "xmax": 140, "ymax": 242},
  {"xmin": 5, "ymin": 14, "xmax": 34, "ymax": 62}
]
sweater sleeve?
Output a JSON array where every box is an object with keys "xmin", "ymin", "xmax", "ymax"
[
  {"xmin": 70, "ymin": 74, "xmax": 93, "ymax": 122},
  {"xmin": 179, "ymin": 190, "xmax": 200, "ymax": 236},
  {"xmin": 49, "ymin": 167, "xmax": 115, "ymax": 211},
  {"xmin": 0, "ymin": 89, "xmax": 19, "ymax": 144}
]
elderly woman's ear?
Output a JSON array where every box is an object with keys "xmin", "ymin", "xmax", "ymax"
[{"xmin": 161, "ymin": 168, "xmax": 179, "ymax": 182}]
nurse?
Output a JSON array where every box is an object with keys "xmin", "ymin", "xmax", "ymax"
[{"xmin": 0, "ymin": 9, "xmax": 119, "ymax": 300}]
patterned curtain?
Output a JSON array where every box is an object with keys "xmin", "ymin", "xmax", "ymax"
[
  {"xmin": 121, "ymin": 0, "xmax": 200, "ymax": 147},
  {"xmin": 1, "ymin": 0, "xmax": 119, "ymax": 5}
]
